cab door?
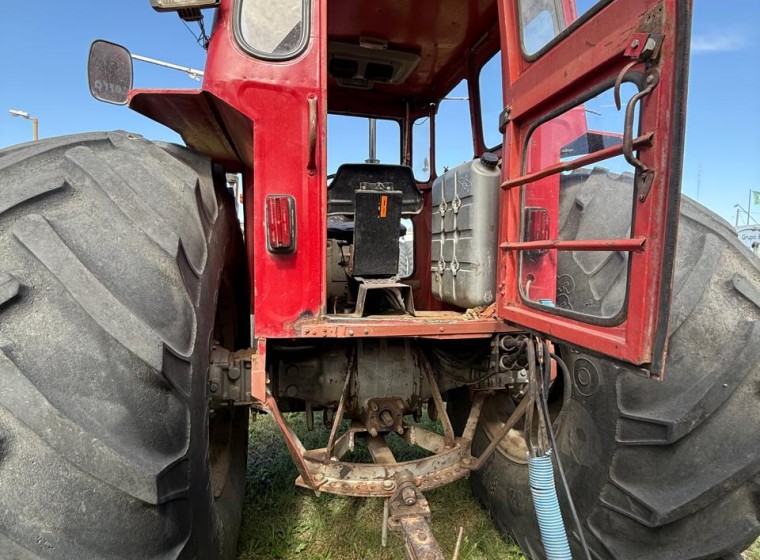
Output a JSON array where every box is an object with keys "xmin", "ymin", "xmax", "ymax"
[{"xmin": 496, "ymin": 0, "xmax": 692, "ymax": 377}]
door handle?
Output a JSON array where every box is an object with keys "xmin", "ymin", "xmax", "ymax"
[
  {"xmin": 615, "ymin": 67, "xmax": 659, "ymax": 202},
  {"xmin": 307, "ymin": 94, "xmax": 317, "ymax": 175}
]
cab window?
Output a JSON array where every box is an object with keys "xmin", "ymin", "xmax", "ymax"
[
  {"xmin": 479, "ymin": 52, "xmax": 503, "ymax": 149},
  {"xmin": 327, "ymin": 116, "xmax": 400, "ymax": 174},
  {"xmin": 236, "ymin": 0, "xmax": 309, "ymax": 59},
  {"xmin": 435, "ymin": 80, "xmax": 473, "ymax": 173},
  {"xmin": 519, "ymin": 0, "xmax": 608, "ymax": 56}
]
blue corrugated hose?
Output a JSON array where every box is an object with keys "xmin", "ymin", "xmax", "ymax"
[{"xmin": 528, "ymin": 452, "xmax": 572, "ymax": 559}]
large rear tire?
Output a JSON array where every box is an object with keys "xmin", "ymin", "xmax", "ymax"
[
  {"xmin": 454, "ymin": 169, "xmax": 760, "ymax": 559},
  {"xmin": 0, "ymin": 132, "xmax": 249, "ymax": 559}
]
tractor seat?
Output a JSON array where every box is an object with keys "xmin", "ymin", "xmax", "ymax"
[
  {"xmin": 327, "ymin": 215, "xmax": 407, "ymax": 243},
  {"xmin": 327, "ymin": 163, "xmax": 420, "ymax": 278},
  {"xmin": 327, "ymin": 163, "xmax": 423, "ymax": 216}
]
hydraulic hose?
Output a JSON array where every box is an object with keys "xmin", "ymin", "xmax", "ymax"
[{"xmin": 528, "ymin": 451, "xmax": 572, "ymax": 560}]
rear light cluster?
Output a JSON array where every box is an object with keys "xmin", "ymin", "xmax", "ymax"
[
  {"xmin": 265, "ymin": 195, "xmax": 296, "ymax": 253},
  {"xmin": 524, "ymin": 207, "xmax": 550, "ymax": 258}
]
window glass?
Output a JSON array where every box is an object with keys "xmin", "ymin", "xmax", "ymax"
[
  {"xmin": 327, "ymin": 116, "xmax": 400, "ymax": 175},
  {"xmin": 518, "ymin": 83, "xmax": 640, "ymax": 321},
  {"xmin": 479, "ymin": 52, "xmax": 503, "ymax": 149},
  {"xmin": 412, "ymin": 116, "xmax": 431, "ymax": 182},
  {"xmin": 398, "ymin": 219, "xmax": 414, "ymax": 279},
  {"xmin": 238, "ymin": 0, "xmax": 308, "ymax": 59},
  {"xmin": 435, "ymin": 80, "xmax": 473, "ymax": 173},
  {"xmin": 519, "ymin": 0, "xmax": 605, "ymax": 56}
]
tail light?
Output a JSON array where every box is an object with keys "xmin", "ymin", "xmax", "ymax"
[
  {"xmin": 265, "ymin": 195, "xmax": 296, "ymax": 253},
  {"xmin": 524, "ymin": 207, "xmax": 550, "ymax": 259}
]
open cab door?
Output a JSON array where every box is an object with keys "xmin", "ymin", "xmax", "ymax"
[{"xmin": 497, "ymin": 0, "xmax": 691, "ymax": 378}]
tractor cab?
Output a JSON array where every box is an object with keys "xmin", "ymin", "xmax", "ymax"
[{"xmin": 90, "ymin": 0, "xmax": 689, "ymax": 377}]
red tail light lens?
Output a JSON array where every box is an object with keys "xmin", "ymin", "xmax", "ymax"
[
  {"xmin": 265, "ymin": 195, "xmax": 296, "ymax": 253},
  {"xmin": 524, "ymin": 207, "xmax": 550, "ymax": 258}
]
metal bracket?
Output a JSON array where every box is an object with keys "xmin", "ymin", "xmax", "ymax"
[
  {"xmin": 498, "ymin": 106, "xmax": 511, "ymax": 134},
  {"xmin": 388, "ymin": 470, "xmax": 444, "ymax": 560},
  {"xmin": 209, "ymin": 345, "xmax": 253, "ymax": 405},
  {"xmin": 353, "ymin": 278, "xmax": 416, "ymax": 317}
]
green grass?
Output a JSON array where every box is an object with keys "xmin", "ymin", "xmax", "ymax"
[
  {"xmin": 746, "ymin": 540, "xmax": 760, "ymax": 560},
  {"xmin": 235, "ymin": 411, "xmax": 760, "ymax": 559},
  {"xmin": 236, "ymin": 412, "xmax": 524, "ymax": 559}
]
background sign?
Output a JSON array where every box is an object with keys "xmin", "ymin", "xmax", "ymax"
[{"xmin": 736, "ymin": 226, "xmax": 760, "ymax": 255}]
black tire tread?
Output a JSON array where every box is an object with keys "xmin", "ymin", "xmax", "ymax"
[
  {"xmin": 466, "ymin": 167, "xmax": 760, "ymax": 560},
  {"xmin": 0, "ymin": 131, "xmax": 245, "ymax": 559}
]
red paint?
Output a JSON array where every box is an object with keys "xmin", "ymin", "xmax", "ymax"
[
  {"xmin": 123, "ymin": 0, "xmax": 690, "ymax": 375},
  {"xmin": 497, "ymin": 0, "xmax": 691, "ymax": 373}
]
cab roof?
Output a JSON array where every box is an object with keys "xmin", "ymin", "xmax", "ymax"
[{"xmin": 326, "ymin": 0, "xmax": 500, "ymax": 117}]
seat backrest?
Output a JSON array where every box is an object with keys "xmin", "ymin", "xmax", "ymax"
[{"xmin": 327, "ymin": 163, "xmax": 423, "ymax": 216}]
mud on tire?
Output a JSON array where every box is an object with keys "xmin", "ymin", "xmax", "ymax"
[
  {"xmin": 453, "ymin": 168, "xmax": 760, "ymax": 559},
  {"xmin": 0, "ymin": 132, "xmax": 249, "ymax": 559}
]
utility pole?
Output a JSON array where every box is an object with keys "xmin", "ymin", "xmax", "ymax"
[
  {"xmin": 748, "ymin": 189, "xmax": 754, "ymax": 226},
  {"xmin": 9, "ymin": 109, "xmax": 38, "ymax": 141}
]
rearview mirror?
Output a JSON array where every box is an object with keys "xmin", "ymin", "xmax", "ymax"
[{"xmin": 88, "ymin": 40, "xmax": 133, "ymax": 105}]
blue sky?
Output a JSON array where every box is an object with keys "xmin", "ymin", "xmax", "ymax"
[{"xmin": 1, "ymin": 1, "xmax": 758, "ymax": 226}]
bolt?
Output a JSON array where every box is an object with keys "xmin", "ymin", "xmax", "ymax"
[
  {"xmin": 401, "ymin": 486, "xmax": 417, "ymax": 506},
  {"xmin": 369, "ymin": 427, "xmax": 378, "ymax": 437},
  {"xmin": 631, "ymin": 38, "xmax": 640, "ymax": 49},
  {"xmin": 370, "ymin": 402, "xmax": 379, "ymax": 411},
  {"xmin": 382, "ymin": 480, "xmax": 395, "ymax": 490},
  {"xmin": 439, "ymin": 327, "xmax": 445, "ymax": 332},
  {"xmin": 363, "ymin": 329, "xmax": 369, "ymax": 335},
  {"xmin": 209, "ymin": 381, "xmax": 219, "ymax": 393},
  {"xmin": 379, "ymin": 410, "xmax": 394, "ymax": 427},
  {"xmin": 348, "ymin": 330, "xmax": 354, "ymax": 337},
  {"xmin": 227, "ymin": 366, "xmax": 241, "ymax": 381}
]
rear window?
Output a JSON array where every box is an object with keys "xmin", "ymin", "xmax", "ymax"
[
  {"xmin": 236, "ymin": 0, "xmax": 310, "ymax": 60},
  {"xmin": 519, "ymin": 0, "xmax": 607, "ymax": 56},
  {"xmin": 327, "ymin": 116, "xmax": 400, "ymax": 175}
]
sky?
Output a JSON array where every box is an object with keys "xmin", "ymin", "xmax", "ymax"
[{"xmin": 0, "ymin": 1, "xmax": 758, "ymax": 227}]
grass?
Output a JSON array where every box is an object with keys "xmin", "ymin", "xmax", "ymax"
[
  {"xmin": 746, "ymin": 540, "xmax": 760, "ymax": 560},
  {"xmin": 236, "ymin": 411, "xmax": 760, "ymax": 559},
  {"xmin": 236, "ymin": 412, "xmax": 524, "ymax": 560}
]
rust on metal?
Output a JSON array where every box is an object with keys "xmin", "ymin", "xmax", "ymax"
[
  {"xmin": 325, "ymin": 348, "xmax": 356, "ymax": 458},
  {"xmin": 418, "ymin": 349, "xmax": 455, "ymax": 448},
  {"xmin": 388, "ymin": 470, "xmax": 444, "ymax": 560},
  {"xmin": 259, "ymin": 394, "xmax": 322, "ymax": 491},
  {"xmin": 464, "ymin": 391, "xmax": 531, "ymax": 471},
  {"xmin": 366, "ymin": 397, "xmax": 406, "ymax": 437},
  {"xmin": 296, "ymin": 315, "xmax": 518, "ymax": 339},
  {"xmin": 500, "ymin": 236, "xmax": 647, "ymax": 253}
]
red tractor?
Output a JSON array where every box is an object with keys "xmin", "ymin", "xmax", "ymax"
[{"xmin": 1, "ymin": 0, "xmax": 758, "ymax": 558}]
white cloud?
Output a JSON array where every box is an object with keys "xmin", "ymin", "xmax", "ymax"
[{"xmin": 691, "ymin": 34, "xmax": 748, "ymax": 53}]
